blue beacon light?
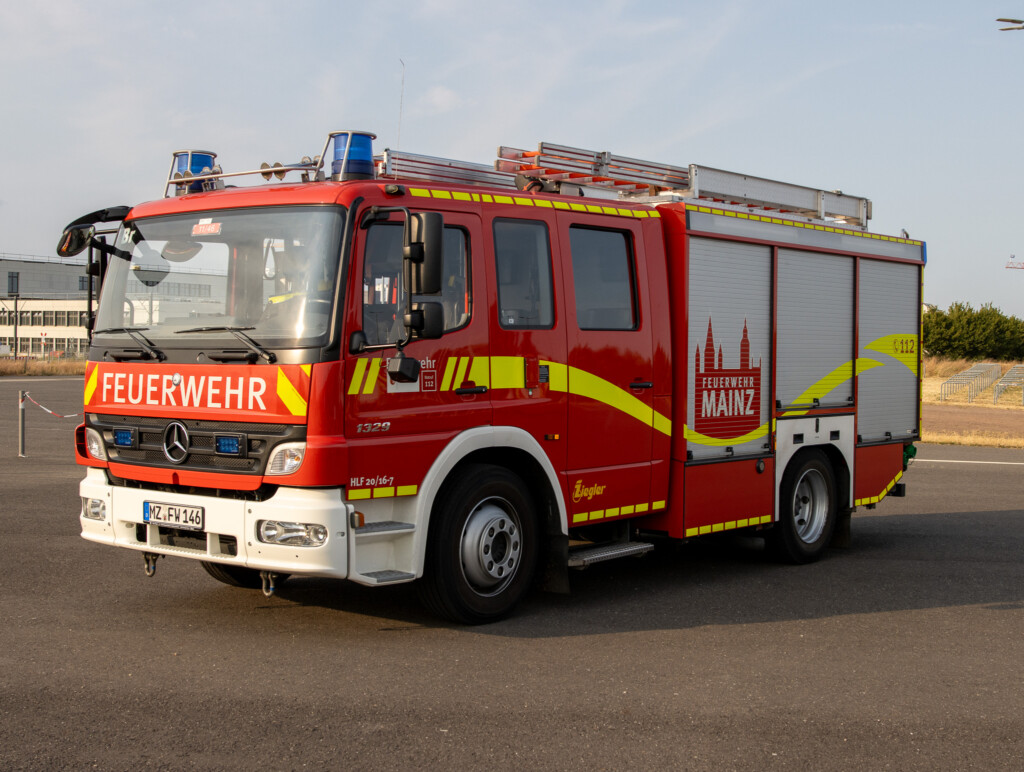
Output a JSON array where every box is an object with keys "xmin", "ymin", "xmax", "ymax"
[
  {"xmin": 330, "ymin": 131, "xmax": 376, "ymax": 181},
  {"xmin": 173, "ymin": 150, "xmax": 218, "ymax": 193}
]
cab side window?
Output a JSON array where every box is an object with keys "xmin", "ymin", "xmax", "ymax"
[
  {"xmin": 362, "ymin": 223, "xmax": 470, "ymax": 345},
  {"xmin": 568, "ymin": 226, "xmax": 637, "ymax": 330},
  {"xmin": 493, "ymin": 219, "xmax": 554, "ymax": 329}
]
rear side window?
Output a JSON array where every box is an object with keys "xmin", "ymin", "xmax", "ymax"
[
  {"xmin": 569, "ymin": 226, "xmax": 637, "ymax": 330},
  {"xmin": 493, "ymin": 219, "xmax": 555, "ymax": 329}
]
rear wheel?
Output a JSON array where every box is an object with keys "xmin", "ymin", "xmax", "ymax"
[
  {"xmin": 770, "ymin": 450, "xmax": 836, "ymax": 564},
  {"xmin": 418, "ymin": 464, "xmax": 538, "ymax": 624},
  {"xmin": 201, "ymin": 561, "xmax": 289, "ymax": 589}
]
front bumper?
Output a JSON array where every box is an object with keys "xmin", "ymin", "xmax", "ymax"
[{"xmin": 79, "ymin": 467, "xmax": 352, "ymax": 578}]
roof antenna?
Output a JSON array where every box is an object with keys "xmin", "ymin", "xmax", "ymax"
[{"xmin": 396, "ymin": 59, "xmax": 406, "ymax": 153}]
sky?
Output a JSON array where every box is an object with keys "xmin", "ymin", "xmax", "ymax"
[{"xmin": 2, "ymin": 1, "xmax": 1024, "ymax": 316}]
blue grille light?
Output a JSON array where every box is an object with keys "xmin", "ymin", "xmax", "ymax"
[
  {"xmin": 113, "ymin": 429, "xmax": 133, "ymax": 447},
  {"xmin": 215, "ymin": 435, "xmax": 241, "ymax": 455},
  {"xmin": 173, "ymin": 150, "xmax": 218, "ymax": 193},
  {"xmin": 330, "ymin": 131, "xmax": 376, "ymax": 181}
]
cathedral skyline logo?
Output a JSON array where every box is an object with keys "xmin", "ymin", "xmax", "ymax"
[{"xmin": 693, "ymin": 318, "xmax": 762, "ymax": 440}]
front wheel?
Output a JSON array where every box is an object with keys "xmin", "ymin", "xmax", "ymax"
[
  {"xmin": 770, "ymin": 450, "xmax": 837, "ymax": 564},
  {"xmin": 418, "ymin": 464, "xmax": 538, "ymax": 624}
]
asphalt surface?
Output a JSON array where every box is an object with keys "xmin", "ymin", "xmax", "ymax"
[{"xmin": 1, "ymin": 377, "xmax": 1022, "ymax": 770}]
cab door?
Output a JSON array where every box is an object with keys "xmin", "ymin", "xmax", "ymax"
[
  {"xmin": 555, "ymin": 213, "xmax": 656, "ymax": 526},
  {"xmin": 343, "ymin": 210, "xmax": 490, "ymax": 499}
]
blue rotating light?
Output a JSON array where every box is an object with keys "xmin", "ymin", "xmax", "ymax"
[
  {"xmin": 173, "ymin": 150, "xmax": 218, "ymax": 192},
  {"xmin": 112, "ymin": 429, "xmax": 134, "ymax": 448},
  {"xmin": 330, "ymin": 131, "xmax": 376, "ymax": 181}
]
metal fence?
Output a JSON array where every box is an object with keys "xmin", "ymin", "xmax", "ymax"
[
  {"xmin": 939, "ymin": 363, "xmax": 1002, "ymax": 402},
  {"xmin": 993, "ymin": 364, "xmax": 1024, "ymax": 405}
]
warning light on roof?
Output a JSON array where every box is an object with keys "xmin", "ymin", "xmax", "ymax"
[
  {"xmin": 171, "ymin": 150, "xmax": 218, "ymax": 193},
  {"xmin": 329, "ymin": 131, "xmax": 376, "ymax": 181}
]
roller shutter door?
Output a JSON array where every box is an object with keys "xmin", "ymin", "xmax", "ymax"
[{"xmin": 687, "ymin": 238, "xmax": 772, "ymax": 460}]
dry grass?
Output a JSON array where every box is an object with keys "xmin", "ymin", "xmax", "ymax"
[
  {"xmin": 920, "ymin": 429, "xmax": 1024, "ymax": 448},
  {"xmin": 921, "ymin": 356, "xmax": 1022, "ymax": 408},
  {"xmin": 0, "ymin": 359, "xmax": 87, "ymax": 377}
]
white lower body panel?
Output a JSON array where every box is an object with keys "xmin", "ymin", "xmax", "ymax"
[{"xmin": 79, "ymin": 467, "xmax": 353, "ymax": 578}]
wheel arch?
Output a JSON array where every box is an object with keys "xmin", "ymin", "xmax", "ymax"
[{"xmin": 410, "ymin": 426, "xmax": 567, "ymax": 579}]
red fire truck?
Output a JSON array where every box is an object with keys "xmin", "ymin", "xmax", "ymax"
[{"xmin": 61, "ymin": 131, "xmax": 922, "ymax": 623}]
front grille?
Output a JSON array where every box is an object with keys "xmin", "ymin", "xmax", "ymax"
[{"xmin": 90, "ymin": 414, "xmax": 304, "ymax": 476}]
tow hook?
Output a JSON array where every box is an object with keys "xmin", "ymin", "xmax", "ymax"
[
  {"xmin": 260, "ymin": 571, "xmax": 279, "ymax": 598},
  {"xmin": 143, "ymin": 552, "xmax": 160, "ymax": 577}
]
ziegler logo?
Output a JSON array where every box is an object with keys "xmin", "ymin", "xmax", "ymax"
[
  {"xmin": 572, "ymin": 480, "xmax": 606, "ymax": 503},
  {"xmin": 693, "ymin": 319, "xmax": 762, "ymax": 439}
]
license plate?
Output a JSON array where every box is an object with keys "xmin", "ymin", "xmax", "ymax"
[{"xmin": 144, "ymin": 501, "xmax": 205, "ymax": 531}]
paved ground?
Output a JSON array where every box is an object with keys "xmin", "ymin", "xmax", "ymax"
[{"xmin": 1, "ymin": 377, "xmax": 1022, "ymax": 770}]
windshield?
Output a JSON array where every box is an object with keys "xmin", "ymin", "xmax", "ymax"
[{"xmin": 94, "ymin": 206, "xmax": 345, "ymax": 348}]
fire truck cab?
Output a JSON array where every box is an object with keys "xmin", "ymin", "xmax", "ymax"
[{"xmin": 64, "ymin": 131, "xmax": 923, "ymax": 623}]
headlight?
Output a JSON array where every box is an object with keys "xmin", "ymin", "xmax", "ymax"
[
  {"xmin": 81, "ymin": 496, "xmax": 106, "ymax": 520},
  {"xmin": 257, "ymin": 520, "xmax": 328, "ymax": 547},
  {"xmin": 266, "ymin": 442, "xmax": 305, "ymax": 475},
  {"xmin": 85, "ymin": 428, "xmax": 107, "ymax": 461}
]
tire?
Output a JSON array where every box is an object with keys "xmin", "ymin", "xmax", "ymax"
[
  {"xmin": 418, "ymin": 464, "xmax": 538, "ymax": 624},
  {"xmin": 201, "ymin": 561, "xmax": 290, "ymax": 590},
  {"xmin": 770, "ymin": 450, "xmax": 836, "ymax": 564}
]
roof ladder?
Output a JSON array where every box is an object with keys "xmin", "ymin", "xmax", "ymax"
[{"xmin": 496, "ymin": 142, "xmax": 872, "ymax": 228}]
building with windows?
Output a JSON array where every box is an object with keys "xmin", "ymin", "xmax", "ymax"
[{"xmin": 0, "ymin": 254, "xmax": 94, "ymax": 357}]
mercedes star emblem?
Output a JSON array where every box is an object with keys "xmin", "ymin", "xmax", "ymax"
[{"xmin": 162, "ymin": 421, "xmax": 190, "ymax": 464}]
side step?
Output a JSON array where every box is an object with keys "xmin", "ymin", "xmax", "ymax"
[
  {"xmin": 568, "ymin": 541, "xmax": 654, "ymax": 569},
  {"xmin": 361, "ymin": 570, "xmax": 416, "ymax": 585}
]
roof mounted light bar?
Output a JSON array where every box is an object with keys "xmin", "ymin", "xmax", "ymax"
[{"xmin": 163, "ymin": 130, "xmax": 379, "ymax": 197}]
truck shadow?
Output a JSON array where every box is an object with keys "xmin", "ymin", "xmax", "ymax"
[{"xmin": 265, "ymin": 507, "xmax": 1023, "ymax": 636}]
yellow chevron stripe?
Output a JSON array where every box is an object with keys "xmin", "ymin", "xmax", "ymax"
[
  {"xmin": 276, "ymin": 368, "xmax": 307, "ymax": 417},
  {"xmin": 348, "ymin": 358, "xmax": 368, "ymax": 395},
  {"xmin": 83, "ymin": 365, "xmax": 99, "ymax": 405},
  {"xmin": 363, "ymin": 358, "xmax": 381, "ymax": 395}
]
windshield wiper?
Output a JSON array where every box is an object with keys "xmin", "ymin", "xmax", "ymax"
[
  {"xmin": 175, "ymin": 326, "xmax": 276, "ymax": 363},
  {"xmin": 93, "ymin": 327, "xmax": 165, "ymax": 361}
]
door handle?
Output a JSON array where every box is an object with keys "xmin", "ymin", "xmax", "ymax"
[
  {"xmin": 629, "ymin": 381, "xmax": 653, "ymax": 390},
  {"xmin": 454, "ymin": 386, "xmax": 488, "ymax": 395}
]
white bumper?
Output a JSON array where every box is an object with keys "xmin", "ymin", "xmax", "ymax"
[{"xmin": 79, "ymin": 467, "xmax": 353, "ymax": 578}]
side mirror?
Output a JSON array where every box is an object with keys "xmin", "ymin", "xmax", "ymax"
[
  {"xmin": 56, "ymin": 224, "xmax": 96, "ymax": 257},
  {"xmin": 406, "ymin": 302, "xmax": 444, "ymax": 340},
  {"xmin": 404, "ymin": 212, "xmax": 443, "ymax": 295}
]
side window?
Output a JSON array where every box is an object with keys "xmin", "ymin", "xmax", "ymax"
[
  {"xmin": 362, "ymin": 222, "xmax": 470, "ymax": 345},
  {"xmin": 569, "ymin": 226, "xmax": 637, "ymax": 331},
  {"xmin": 493, "ymin": 219, "xmax": 554, "ymax": 329}
]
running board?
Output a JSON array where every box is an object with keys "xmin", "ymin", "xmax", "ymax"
[
  {"xmin": 568, "ymin": 541, "xmax": 654, "ymax": 569},
  {"xmin": 360, "ymin": 570, "xmax": 416, "ymax": 585}
]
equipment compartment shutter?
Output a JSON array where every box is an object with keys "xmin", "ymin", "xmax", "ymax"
[
  {"xmin": 777, "ymin": 249, "xmax": 854, "ymax": 410},
  {"xmin": 687, "ymin": 238, "xmax": 772, "ymax": 461},
  {"xmin": 857, "ymin": 259, "xmax": 920, "ymax": 442}
]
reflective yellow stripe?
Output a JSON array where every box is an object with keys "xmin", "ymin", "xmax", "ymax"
[
  {"xmin": 348, "ymin": 358, "xmax": 368, "ymax": 395},
  {"xmin": 373, "ymin": 487, "xmax": 396, "ymax": 498},
  {"xmin": 864, "ymin": 334, "xmax": 919, "ymax": 376},
  {"xmin": 855, "ymin": 469, "xmax": 903, "ymax": 507},
  {"xmin": 468, "ymin": 356, "xmax": 490, "ymax": 388},
  {"xmin": 454, "ymin": 357, "xmax": 470, "ymax": 387},
  {"xmin": 559, "ymin": 365, "xmax": 672, "ymax": 436},
  {"xmin": 490, "ymin": 356, "xmax": 525, "ymax": 389},
  {"xmin": 782, "ymin": 358, "xmax": 883, "ymax": 417},
  {"xmin": 276, "ymin": 368, "xmax": 307, "ymax": 417},
  {"xmin": 684, "ymin": 422, "xmax": 770, "ymax": 447},
  {"xmin": 441, "ymin": 357, "xmax": 458, "ymax": 391},
  {"xmin": 83, "ymin": 365, "xmax": 99, "ymax": 404},
  {"xmin": 300, "ymin": 364, "xmax": 312, "ymax": 377},
  {"xmin": 363, "ymin": 358, "xmax": 381, "ymax": 395},
  {"xmin": 349, "ymin": 489, "xmax": 371, "ymax": 500},
  {"xmin": 397, "ymin": 485, "xmax": 418, "ymax": 496}
]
